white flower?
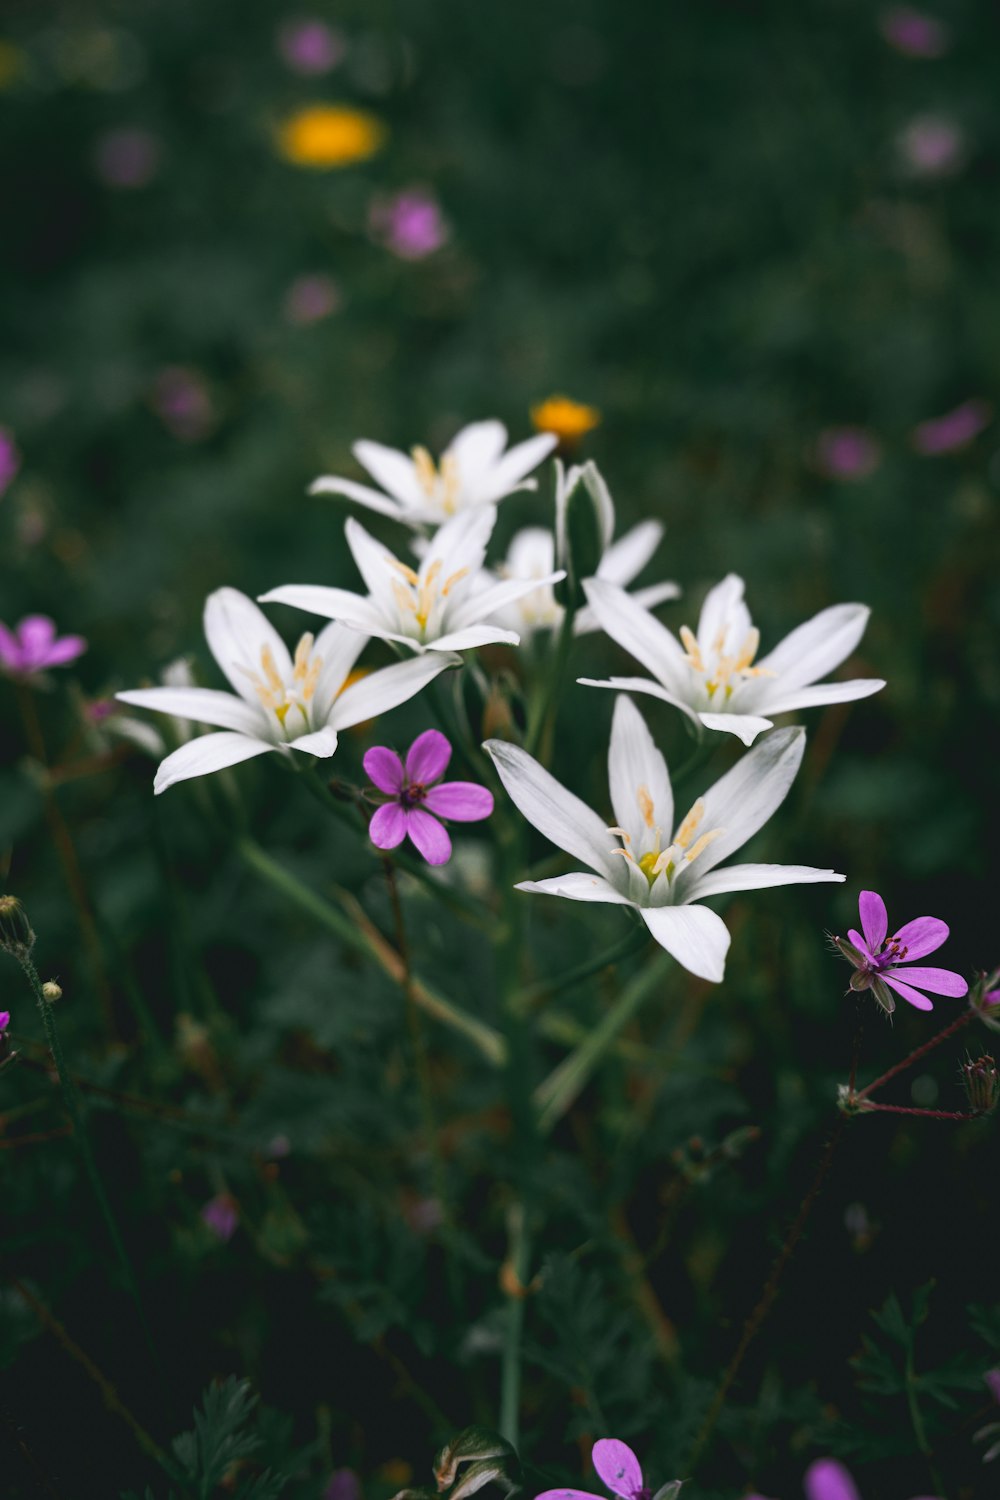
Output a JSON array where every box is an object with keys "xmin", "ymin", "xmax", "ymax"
[
  {"xmin": 309, "ymin": 419, "xmax": 557, "ymax": 528},
  {"xmin": 117, "ymin": 588, "xmax": 455, "ymax": 793},
  {"xmin": 484, "ymin": 697, "xmax": 843, "ymax": 983},
  {"xmin": 580, "ymin": 573, "xmax": 885, "ymax": 746},
  {"xmin": 260, "ymin": 507, "xmax": 564, "ymax": 654}
]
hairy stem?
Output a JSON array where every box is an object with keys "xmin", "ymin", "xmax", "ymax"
[{"xmin": 854, "ymin": 1006, "xmax": 976, "ymax": 1102}]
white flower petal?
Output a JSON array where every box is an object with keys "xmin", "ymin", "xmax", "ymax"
[
  {"xmin": 153, "ymin": 731, "xmax": 276, "ymax": 794},
  {"xmin": 116, "ymin": 686, "xmax": 266, "ymax": 737},
  {"xmin": 309, "ymin": 622, "xmax": 369, "ymax": 724},
  {"xmin": 583, "ymin": 578, "xmax": 692, "ymax": 696},
  {"xmin": 288, "ymin": 725, "xmax": 339, "ymax": 757},
  {"xmin": 696, "ymin": 574, "xmax": 749, "ymax": 655},
  {"xmin": 484, "ymin": 738, "xmax": 618, "ymax": 877},
  {"xmin": 578, "ymin": 674, "xmax": 703, "ymax": 731},
  {"xmin": 475, "ymin": 433, "xmax": 557, "ymax": 504},
  {"xmin": 456, "ymin": 572, "xmax": 566, "ymax": 630},
  {"xmin": 639, "ymin": 904, "xmax": 730, "ymax": 983},
  {"xmin": 698, "ymin": 711, "xmax": 775, "ymax": 745},
  {"xmin": 426, "ymin": 504, "xmax": 497, "ymax": 574},
  {"xmin": 353, "ymin": 439, "xmax": 425, "ymax": 509},
  {"xmin": 514, "ymin": 873, "xmax": 634, "ymax": 904},
  {"xmin": 344, "ymin": 517, "xmax": 399, "ymax": 608},
  {"xmin": 430, "ymin": 626, "xmax": 520, "ymax": 652},
  {"xmin": 203, "ymin": 588, "xmax": 294, "ymax": 705},
  {"xmin": 685, "ymin": 862, "xmax": 845, "ymax": 901},
  {"xmin": 755, "ymin": 603, "xmax": 871, "ymax": 692},
  {"xmin": 677, "ymin": 725, "xmax": 806, "ymax": 885},
  {"xmin": 308, "ymin": 474, "xmax": 411, "ymax": 523},
  {"xmin": 331, "ymin": 652, "xmax": 456, "ymax": 728},
  {"xmin": 258, "ymin": 585, "xmax": 392, "ymax": 636},
  {"xmin": 598, "ymin": 520, "xmax": 664, "ymax": 587},
  {"xmin": 757, "ymin": 678, "xmax": 885, "ymax": 717},
  {"xmin": 607, "ymin": 695, "xmax": 673, "ymax": 853},
  {"xmin": 447, "ymin": 419, "xmax": 508, "ymax": 481}
]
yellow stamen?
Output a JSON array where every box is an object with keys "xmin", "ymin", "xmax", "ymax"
[
  {"xmin": 392, "ymin": 579, "xmax": 417, "ymax": 617},
  {"xmin": 685, "ymin": 828, "xmax": 724, "ymax": 864},
  {"xmin": 259, "ymin": 645, "xmax": 283, "ymax": 695},
  {"xmin": 679, "ymin": 625, "xmax": 703, "ymax": 671},
  {"xmin": 675, "ymin": 798, "xmax": 705, "ymax": 849},
  {"xmin": 636, "ymin": 783, "xmax": 655, "ymax": 829},
  {"xmin": 441, "ymin": 566, "xmax": 469, "ymax": 597},
  {"xmin": 415, "ymin": 559, "xmax": 442, "ymax": 629},
  {"xmin": 388, "ymin": 558, "xmax": 421, "ymax": 587}
]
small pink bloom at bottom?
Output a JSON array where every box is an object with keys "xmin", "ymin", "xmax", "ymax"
[
  {"xmin": 201, "ymin": 1193, "xmax": 239, "ymax": 1242},
  {"xmin": 0, "ymin": 616, "xmax": 87, "ymax": 680},
  {"xmin": 0, "ymin": 1011, "xmax": 10, "ymax": 1033},
  {"xmin": 814, "ymin": 427, "xmax": 881, "ymax": 481},
  {"xmin": 364, "ymin": 729, "xmax": 493, "ymax": 866}
]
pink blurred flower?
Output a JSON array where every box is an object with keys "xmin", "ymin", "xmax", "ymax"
[
  {"xmin": 364, "ymin": 729, "xmax": 493, "ymax": 866},
  {"xmin": 0, "ymin": 616, "xmax": 87, "ymax": 680},
  {"xmin": 93, "ymin": 127, "xmax": 161, "ymax": 189},
  {"xmin": 880, "ymin": 7, "xmax": 950, "ymax": 58},
  {"xmin": 814, "ymin": 427, "xmax": 882, "ymax": 481},
  {"xmin": 0, "ymin": 1011, "xmax": 10, "ymax": 1033},
  {"xmin": 277, "ymin": 18, "xmax": 345, "ymax": 76},
  {"xmin": 284, "ymin": 273, "xmax": 342, "ymax": 325},
  {"xmin": 897, "ymin": 114, "xmax": 965, "ymax": 177},
  {"xmin": 0, "ymin": 428, "xmax": 20, "ymax": 495},
  {"xmin": 911, "ymin": 398, "xmax": 992, "ymax": 454},
  {"xmin": 324, "ymin": 1470, "xmax": 362, "ymax": 1500},
  {"xmin": 150, "ymin": 367, "xmax": 215, "ymax": 443},
  {"xmin": 201, "ymin": 1193, "xmax": 239, "ymax": 1242},
  {"xmin": 369, "ymin": 189, "xmax": 449, "ymax": 261}
]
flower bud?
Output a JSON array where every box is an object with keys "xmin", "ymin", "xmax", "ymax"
[
  {"xmin": 962, "ymin": 1054, "xmax": 999, "ymax": 1115},
  {"xmin": 0, "ymin": 895, "xmax": 35, "ymax": 960},
  {"xmin": 41, "ymin": 980, "xmax": 62, "ymax": 1001},
  {"xmin": 433, "ymin": 1428, "xmax": 521, "ymax": 1500},
  {"xmin": 967, "ymin": 968, "xmax": 1000, "ymax": 1033},
  {"xmin": 554, "ymin": 459, "xmax": 614, "ymax": 611}
]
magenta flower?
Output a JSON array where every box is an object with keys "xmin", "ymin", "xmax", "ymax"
[
  {"xmin": 0, "ymin": 427, "xmax": 20, "ymax": 495},
  {"xmin": 911, "ymin": 399, "xmax": 992, "ymax": 455},
  {"xmin": 879, "ymin": 7, "xmax": 950, "ymax": 58},
  {"xmin": 277, "ymin": 18, "xmax": 345, "ymax": 75},
  {"xmin": 535, "ymin": 1439, "xmax": 676, "ymax": 1500},
  {"xmin": 835, "ymin": 889, "xmax": 968, "ymax": 1014},
  {"xmin": 813, "ymin": 427, "xmax": 882, "ymax": 481},
  {"xmin": 364, "ymin": 729, "xmax": 493, "ymax": 866},
  {"xmin": 369, "ymin": 189, "xmax": 449, "ymax": 261},
  {"xmin": 0, "ymin": 1011, "xmax": 10, "ymax": 1033},
  {"xmin": 0, "ymin": 616, "xmax": 86, "ymax": 680},
  {"xmin": 201, "ymin": 1193, "xmax": 239, "ymax": 1243},
  {"xmin": 804, "ymin": 1460, "xmax": 940, "ymax": 1500}
]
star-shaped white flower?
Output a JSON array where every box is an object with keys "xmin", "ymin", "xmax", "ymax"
[
  {"xmin": 310, "ymin": 419, "xmax": 557, "ymax": 528},
  {"xmin": 117, "ymin": 588, "xmax": 455, "ymax": 793},
  {"xmin": 580, "ymin": 573, "xmax": 885, "ymax": 746},
  {"xmin": 484, "ymin": 697, "xmax": 843, "ymax": 982},
  {"xmin": 260, "ymin": 507, "xmax": 564, "ymax": 654}
]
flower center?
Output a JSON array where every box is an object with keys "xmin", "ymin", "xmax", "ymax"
[
  {"xmin": 679, "ymin": 622, "xmax": 775, "ymax": 701},
  {"xmin": 239, "ymin": 634, "xmax": 322, "ymax": 734},
  {"xmin": 411, "ymin": 445, "xmax": 461, "ymax": 515},
  {"xmin": 611, "ymin": 792, "xmax": 725, "ymax": 888},
  {"xmin": 387, "ymin": 557, "xmax": 470, "ymax": 636},
  {"xmin": 401, "ymin": 782, "xmax": 426, "ymax": 808}
]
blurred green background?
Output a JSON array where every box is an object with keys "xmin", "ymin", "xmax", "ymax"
[{"xmin": 2, "ymin": 1, "xmax": 999, "ymax": 1497}]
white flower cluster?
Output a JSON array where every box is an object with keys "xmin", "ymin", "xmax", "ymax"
[{"xmin": 120, "ymin": 419, "xmax": 885, "ymax": 982}]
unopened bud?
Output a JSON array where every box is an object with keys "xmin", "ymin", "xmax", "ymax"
[
  {"xmin": 554, "ymin": 459, "xmax": 614, "ymax": 611},
  {"xmin": 968, "ymin": 968, "xmax": 1000, "ymax": 1034},
  {"xmin": 962, "ymin": 1054, "xmax": 1000, "ymax": 1115},
  {"xmin": 0, "ymin": 895, "xmax": 35, "ymax": 960},
  {"xmin": 41, "ymin": 981, "xmax": 62, "ymax": 1001},
  {"xmin": 433, "ymin": 1428, "xmax": 521, "ymax": 1500},
  {"xmin": 651, "ymin": 1485, "xmax": 683, "ymax": 1500}
]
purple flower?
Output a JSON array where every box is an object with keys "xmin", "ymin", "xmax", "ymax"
[
  {"xmin": 277, "ymin": 18, "xmax": 346, "ymax": 76},
  {"xmin": 93, "ymin": 127, "xmax": 161, "ymax": 189},
  {"xmin": 880, "ymin": 7, "xmax": 950, "ymax": 58},
  {"xmin": 535, "ymin": 1439, "xmax": 671, "ymax": 1500},
  {"xmin": 835, "ymin": 889, "xmax": 968, "ymax": 1014},
  {"xmin": 369, "ymin": 189, "xmax": 449, "ymax": 261},
  {"xmin": 804, "ymin": 1461, "xmax": 862, "ymax": 1500},
  {"xmin": 0, "ymin": 428, "xmax": 20, "ymax": 495},
  {"xmin": 911, "ymin": 399, "xmax": 992, "ymax": 455},
  {"xmin": 364, "ymin": 729, "xmax": 493, "ymax": 866},
  {"xmin": 284, "ymin": 273, "xmax": 342, "ymax": 325},
  {"xmin": 0, "ymin": 616, "xmax": 87, "ymax": 680},
  {"xmin": 201, "ymin": 1193, "xmax": 239, "ymax": 1242},
  {"xmin": 813, "ymin": 427, "xmax": 882, "ymax": 481},
  {"xmin": 0, "ymin": 1011, "xmax": 10, "ymax": 1033}
]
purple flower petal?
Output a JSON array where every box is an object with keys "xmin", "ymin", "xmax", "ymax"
[
  {"xmin": 363, "ymin": 745, "xmax": 404, "ymax": 794},
  {"xmin": 803, "ymin": 1458, "xmax": 861, "ymax": 1500},
  {"xmin": 423, "ymin": 782, "xmax": 494, "ymax": 822},
  {"xmin": 859, "ymin": 890, "xmax": 887, "ymax": 951},
  {"xmin": 890, "ymin": 964, "xmax": 967, "ymax": 997},
  {"xmin": 534, "ymin": 1492, "xmax": 606, "ymax": 1500},
  {"xmin": 0, "ymin": 1010, "xmax": 10, "ymax": 1032},
  {"xmin": 17, "ymin": 615, "xmax": 56, "ymax": 666},
  {"xmin": 405, "ymin": 807, "xmax": 452, "ymax": 865},
  {"xmin": 40, "ymin": 635, "xmax": 87, "ymax": 668},
  {"xmin": 881, "ymin": 973, "xmax": 935, "ymax": 1011},
  {"xmin": 369, "ymin": 802, "xmax": 408, "ymax": 849},
  {"xmin": 405, "ymin": 728, "xmax": 451, "ymax": 785},
  {"xmin": 592, "ymin": 1440, "xmax": 643, "ymax": 1500},
  {"xmin": 890, "ymin": 915, "xmax": 948, "ymax": 960},
  {"xmin": 847, "ymin": 928, "xmax": 874, "ymax": 960}
]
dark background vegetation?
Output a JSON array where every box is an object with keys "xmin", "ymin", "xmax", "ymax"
[{"xmin": 1, "ymin": 1, "xmax": 999, "ymax": 1496}]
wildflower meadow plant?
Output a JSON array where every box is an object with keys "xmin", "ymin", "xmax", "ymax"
[{"xmin": 365, "ymin": 729, "xmax": 494, "ymax": 865}]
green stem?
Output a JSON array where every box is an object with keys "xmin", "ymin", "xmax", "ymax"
[
  {"xmin": 533, "ymin": 949, "xmax": 670, "ymax": 1136},
  {"xmin": 236, "ymin": 836, "xmax": 506, "ymax": 1065},
  {"xmin": 520, "ymin": 925, "xmax": 648, "ymax": 1010},
  {"xmin": 499, "ymin": 1206, "xmax": 531, "ymax": 1448},
  {"xmin": 17, "ymin": 955, "xmax": 160, "ymax": 1373},
  {"xmin": 525, "ymin": 605, "xmax": 576, "ymax": 761}
]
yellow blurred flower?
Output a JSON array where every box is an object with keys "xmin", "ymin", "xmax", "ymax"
[
  {"xmin": 530, "ymin": 394, "xmax": 602, "ymax": 447},
  {"xmin": 277, "ymin": 104, "xmax": 386, "ymax": 169}
]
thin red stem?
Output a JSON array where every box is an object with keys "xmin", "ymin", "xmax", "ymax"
[{"xmin": 854, "ymin": 1007, "xmax": 976, "ymax": 1102}]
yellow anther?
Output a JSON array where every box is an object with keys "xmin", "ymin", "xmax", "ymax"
[
  {"xmin": 675, "ymin": 798, "xmax": 705, "ymax": 849},
  {"xmin": 259, "ymin": 645, "xmax": 283, "ymax": 694},
  {"xmin": 441, "ymin": 566, "xmax": 470, "ymax": 597},
  {"xmin": 636, "ymin": 783, "xmax": 655, "ymax": 829},
  {"xmin": 607, "ymin": 825, "xmax": 631, "ymax": 843},
  {"xmin": 684, "ymin": 827, "xmax": 724, "ymax": 865},
  {"xmin": 415, "ymin": 559, "xmax": 442, "ymax": 629},
  {"xmin": 302, "ymin": 655, "xmax": 322, "ymax": 702},
  {"xmin": 679, "ymin": 625, "xmax": 704, "ymax": 671},
  {"xmin": 440, "ymin": 452, "xmax": 460, "ymax": 514},
  {"xmin": 293, "ymin": 633, "xmax": 315, "ymax": 679},
  {"xmin": 388, "ymin": 558, "xmax": 421, "ymax": 587},
  {"xmin": 392, "ymin": 579, "xmax": 417, "ymax": 617},
  {"xmin": 734, "ymin": 627, "xmax": 760, "ymax": 673},
  {"xmin": 412, "ymin": 445, "xmax": 438, "ymax": 496}
]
